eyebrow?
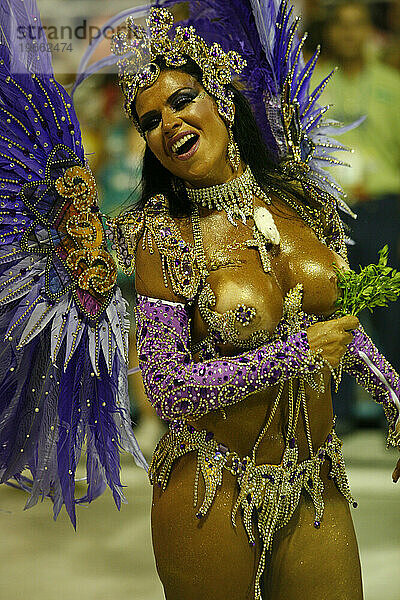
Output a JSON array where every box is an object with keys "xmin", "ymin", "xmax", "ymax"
[{"xmin": 138, "ymin": 87, "xmax": 196, "ymax": 125}]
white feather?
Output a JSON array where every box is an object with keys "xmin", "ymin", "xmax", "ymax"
[
  {"xmin": 63, "ymin": 304, "xmax": 85, "ymax": 370},
  {"xmin": 17, "ymin": 301, "xmax": 58, "ymax": 348},
  {"xmin": 106, "ymin": 288, "xmax": 130, "ymax": 365},
  {"xmin": 98, "ymin": 319, "xmax": 113, "ymax": 376},
  {"xmin": 50, "ymin": 296, "xmax": 70, "ymax": 363},
  {"xmin": 87, "ymin": 323, "xmax": 100, "ymax": 377}
]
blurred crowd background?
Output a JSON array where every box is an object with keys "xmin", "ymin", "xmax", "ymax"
[
  {"xmin": 0, "ymin": 3, "xmax": 398, "ymax": 600},
  {"xmin": 36, "ymin": 0, "xmax": 400, "ymax": 455}
]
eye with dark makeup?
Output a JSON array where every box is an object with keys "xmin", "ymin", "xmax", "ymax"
[
  {"xmin": 140, "ymin": 115, "xmax": 161, "ymax": 134},
  {"xmin": 140, "ymin": 88, "xmax": 200, "ymax": 133},
  {"xmin": 170, "ymin": 89, "xmax": 198, "ymax": 110}
]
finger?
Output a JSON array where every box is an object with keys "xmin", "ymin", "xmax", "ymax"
[
  {"xmin": 342, "ymin": 332, "xmax": 354, "ymax": 346},
  {"xmin": 337, "ymin": 315, "xmax": 360, "ymax": 331},
  {"xmin": 392, "ymin": 459, "xmax": 400, "ymax": 483}
]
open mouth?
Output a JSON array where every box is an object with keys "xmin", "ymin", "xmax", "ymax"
[{"xmin": 171, "ymin": 133, "xmax": 200, "ymax": 157}]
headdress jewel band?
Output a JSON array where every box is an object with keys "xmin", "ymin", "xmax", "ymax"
[{"xmin": 110, "ymin": 7, "xmax": 246, "ymax": 130}]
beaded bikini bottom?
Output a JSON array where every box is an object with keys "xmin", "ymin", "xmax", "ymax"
[{"xmin": 148, "ymin": 420, "xmax": 356, "ymax": 600}]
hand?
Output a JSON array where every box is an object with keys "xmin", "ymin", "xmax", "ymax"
[
  {"xmin": 392, "ymin": 456, "xmax": 400, "ymax": 483},
  {"xmin": 306, "ymin": 315, "xmax": 360, "ymax": 368}
]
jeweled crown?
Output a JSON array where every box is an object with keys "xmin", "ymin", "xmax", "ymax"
[{"xmin": 110, "ymin": 7, "xmax": 246, "ymax": 128}]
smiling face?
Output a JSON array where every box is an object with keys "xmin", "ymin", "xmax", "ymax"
[{"xmin": 135, "ymin": 69, "xmax": 238, "ymax": 188}]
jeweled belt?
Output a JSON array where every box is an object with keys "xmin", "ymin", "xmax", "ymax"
[{"xmin": 149, "ymin": 421, "xmax": 356, "ymax": 600}]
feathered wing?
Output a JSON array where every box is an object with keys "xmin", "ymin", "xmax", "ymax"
[{"xmin": 0, "ymin": 0, "xmax": 146, "ymax": 528}]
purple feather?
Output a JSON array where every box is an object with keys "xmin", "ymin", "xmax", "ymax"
[
  {"xmin": 0, "ymin": 0, "xmax": 53, "ymax": 77},
  {"xmin": 291, "ymin": 47, "xmax": 321, "ymax": 105},
  {"xmin": 56, "ymin": 336, "xmax": 87, "ymax": 528},
  {"xmin": 0, "ymin": 0, "xmax": 147, "ymax": 527},
  {"xmin": 0, "ymin": 57, "xmax": 84, "ymax": 166},
  {"xmin": 88, "ymin": 356, "xmax": 127, "ymax": 509},
  {"xmin": 0, "ymin": 334, "xmax": 52, "ymax": 480},
  {"xmin": 301, "ymin": 69, "xmax": 335, "ymax": 121},
  {"xmin": 72, "ymin": 55, "xmax": 120, "ymax": 95},
  {"xmin": 72, "ymin": 4, "xmax": 152, "ymax": 97}
]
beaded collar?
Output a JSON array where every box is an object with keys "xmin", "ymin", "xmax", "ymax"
[{"xmin": 185, "ymin": 165, "xmax": 270, "ymax": 225}]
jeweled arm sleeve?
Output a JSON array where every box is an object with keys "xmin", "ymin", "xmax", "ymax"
[
  {"xmin": 135, "ymin": 295, "xmax": 322, "ymax": 421},
  {"xmin": 342, "ymin": 325, "xmax": 400, "ymax": 448}
]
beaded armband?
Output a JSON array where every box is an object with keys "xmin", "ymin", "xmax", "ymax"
[
  {"xmin": 111, "ymin": 195, "xmax": 200, "ymax": 301},
  {"xmin": 135, "ymin": 294, "xmax": 324, "ymax": 421},
  {"xmin": 342, "ymin": 325, "xmax": 400, "ymax": 448}
]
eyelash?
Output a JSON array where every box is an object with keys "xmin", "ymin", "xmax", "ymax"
[
  {"xmin": 142, "ymin": 93, "xmax": 198, "ymax": 133},
  {"xmin": 172, "ymin": 94, "xmax": 195, "ymax": 110}
]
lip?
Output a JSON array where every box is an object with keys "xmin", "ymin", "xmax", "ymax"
[
  {"xmin": 175, "ymin": 137, "xmax": 200, "ymax": 161},
  {"xmin": 167, "ymin": 130, "xmax": 199, "ymax": 154}
]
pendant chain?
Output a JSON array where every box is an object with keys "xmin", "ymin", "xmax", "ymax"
[
  {"xmin": 191, "ymin": 205, "xmax": 208, "ymax": 280},
  {"xmin": 269, "ymin": 185, "xmax": 330, "ymax": 248}
]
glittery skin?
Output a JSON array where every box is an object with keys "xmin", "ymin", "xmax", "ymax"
[
  {"xmin": 137, "ymin": 294, "xmax": 399, "ymax": 599},
  {"xmin": 135, "ymin": 287, "xmax": 366, "ymax": 599},
  {"xmin": 135, "ymin": 295, "xmax": 323, "ymax": 422},
  {"xmin": 132, "ymin": 202, "xmax": 400, "ymax": 597},
  {"xmin": 343, "ymin": 325, "xmax": 400, "ymax": 448},
  {"xmin": 149, "ymin": 423, "xmax": 355, "ymax": 600}
]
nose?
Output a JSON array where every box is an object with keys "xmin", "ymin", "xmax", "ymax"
[{"xmin": 161, "ymin": 107, "xmax": 181, "ymax": 137}]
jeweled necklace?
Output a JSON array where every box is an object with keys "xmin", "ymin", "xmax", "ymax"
[
  {"xmin": 190, "ymin": 165, "xmax": 281, "ymax": 274},
  {"xmin": 185, "ymin": 165, "xmax": 271, "ymax": 225}
]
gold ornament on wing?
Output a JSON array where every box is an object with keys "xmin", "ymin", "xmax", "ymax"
[{"xmin": 55, "ymin": 165, "xmax": 117, "ymax": 294}]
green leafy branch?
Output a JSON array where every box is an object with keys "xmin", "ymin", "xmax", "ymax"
[{"xmin": 335, "ymin": 246, "xmax": 400, "ymax": 317}]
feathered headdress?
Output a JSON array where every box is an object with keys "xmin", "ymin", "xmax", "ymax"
[
  {"xmin": 73, "ymin": 0, "xmax": 362, "ymax": 213},
  {"xmin": 155, "ymin": 0, "xmax": 363, "ymax": 211},
  {"xmin": 110, "ymin": 7, "xmax": 246, "ymax": 127}
]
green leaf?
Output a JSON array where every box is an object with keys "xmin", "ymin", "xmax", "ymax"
[{"xmin": 334, "ymin": 246, "xmax": 400, "ymax": 317}]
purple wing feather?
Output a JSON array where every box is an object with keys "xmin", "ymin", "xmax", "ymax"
[
  {"xmin": 72, "ymin": 4, "xmax": 152, "ymax": 97},
  {"xmin": 0, "ymin": 0, "xmax": 53, "ymax": 77},
  {"xmin": 91, "ymin": 360, "xmax": 127, "ymax": 509},
  {"xmin": 72, "ymin": 55, "xmax": 121, "ymax": 95},
  {"xmin": 56, "ymin": 341, "xmax": 86, "ymax": 527},
  {"xmin": 0, "ymin": 0, "xmax": 147, "ymax": 526}
]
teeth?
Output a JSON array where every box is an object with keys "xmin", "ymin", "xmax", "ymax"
[{"xmin": 171, "ymin": 133, "xmax": 197, "ymax": 154}]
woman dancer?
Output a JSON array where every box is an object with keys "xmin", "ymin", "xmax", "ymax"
[
  {"xmin": 133, "ymin": 64, "xmax": 362, "ymax": 599},
  {"xmin": 108, "ymin": 6, "xmax": 400, "ymax": 599},
  {"xmin": 0, "ymin": 2, "xmax": 398, "ymax": 599}
]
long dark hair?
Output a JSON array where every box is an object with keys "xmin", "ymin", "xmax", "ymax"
[{"xmin": 130, "ymin": 57, "xmax": 301, "ymax": 217}]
